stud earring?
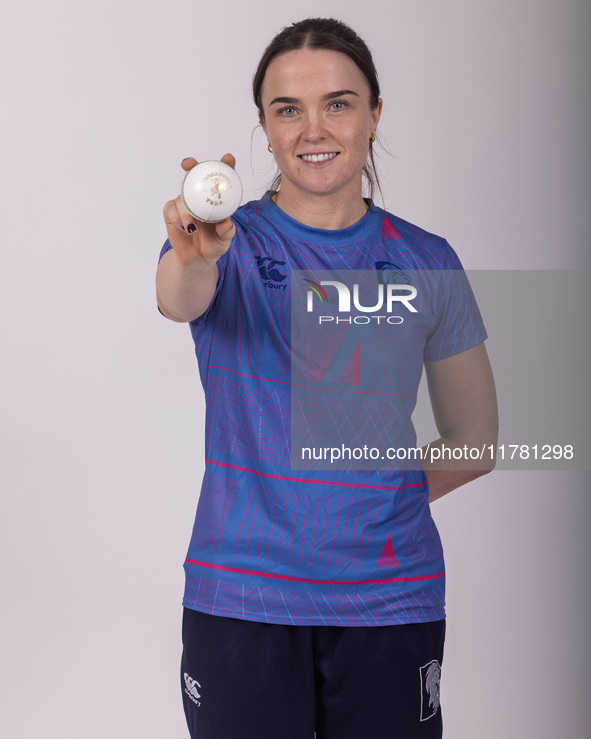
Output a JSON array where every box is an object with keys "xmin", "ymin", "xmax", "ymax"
[
  {"xmin": 369, "ymin": 132, "xmax": 376, "ymax": 144},
  {"xmin": 267, "ymin": 142, "xmax": 273, "ymax": 153}
]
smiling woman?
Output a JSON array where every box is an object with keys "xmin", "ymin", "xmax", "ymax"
[
  {"xmin": 253, "ymin": 19, "xmax": 383, "ymax": 229},
  {"xmin": 156, "ymin": 16, "xmax": 497, "ymax": 739},
  {"xmin": 257, "ymin": 47, "xmax": 382, "ymax": 227}
]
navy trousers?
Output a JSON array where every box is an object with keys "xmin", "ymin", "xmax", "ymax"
[{"xmin": 181, "ymin": 607, "xmax": 445, "ymax": 738}]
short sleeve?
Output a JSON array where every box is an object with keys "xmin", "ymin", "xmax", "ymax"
[
  {"xmin": 423, "ymin": 241, "xmax": 488, "ymax": 362},
  {"xmin": 157, "ymin": 239, "xmax": 231, "ymax": 325}
]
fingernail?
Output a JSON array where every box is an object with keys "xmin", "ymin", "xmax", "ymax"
[{"xmin": 187, "ymin": 223, "xmax": 196, "ymax": 233}]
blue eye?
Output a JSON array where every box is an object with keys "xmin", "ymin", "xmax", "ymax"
[
  {"xmin": 279, "ymin": 106, "xmax": 297, "ymax": 117},
  {"xmin": 330, "ymin": 100, "xmax": 347, "ymax": 111}
]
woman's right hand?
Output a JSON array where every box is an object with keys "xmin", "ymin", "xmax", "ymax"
[
  {"xmin": 157, "ymin": 154, "xmax": 237, "ymax": 322},
  {"xmin": 162, "ymin": 153, "xmax": 237, "ymax": 267}
]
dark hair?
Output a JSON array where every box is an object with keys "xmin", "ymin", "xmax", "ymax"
[{"xmin": 252, "ymin": 18, "xmax": 383, "ymax": 202}]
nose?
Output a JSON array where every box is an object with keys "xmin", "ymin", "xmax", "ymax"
[{"xmin": 302, "ymin": 112, "xmax": 327, "ymax": 142}]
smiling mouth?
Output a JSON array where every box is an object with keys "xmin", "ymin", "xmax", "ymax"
[{"xmin": 299, "ymin": 152, "xmax": 339, "ymax": 162}]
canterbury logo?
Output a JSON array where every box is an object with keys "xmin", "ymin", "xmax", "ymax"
[
  {"xmin": 184, "ymin": 672, "xmax": 202, "ymax": 707},
  {"xmin": 255, "ymin": 255, "xmax": 287, "ymax": 283}
]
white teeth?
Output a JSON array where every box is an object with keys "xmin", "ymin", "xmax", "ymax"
[{"xmin": 300, "ymin": 152, "xmax": 338, "ymax": 162}]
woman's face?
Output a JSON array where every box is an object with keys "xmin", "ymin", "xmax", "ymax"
[{"xmin": 259, "ymin": 47, "xmax": 382, "ymax": 204}]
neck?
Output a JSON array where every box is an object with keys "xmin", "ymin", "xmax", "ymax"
[{"xmin": 272, "ymin": 184, "xmax": 369, "ymax": 230}]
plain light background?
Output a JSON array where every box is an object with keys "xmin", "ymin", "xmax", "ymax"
[{"xmin": 2, "ymin": 0, "xmax": 589, "ymax": 737}]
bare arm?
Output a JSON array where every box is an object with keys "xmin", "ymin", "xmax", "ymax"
[
  {"xmin": 156, "ymin": 154, "xmax": 237, "ymax": 323},
  {"xmin": 422, "ymin": 342, "xmax": 498, "ymax": 503}
]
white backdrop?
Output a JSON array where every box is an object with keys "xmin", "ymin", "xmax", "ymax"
[{"xmin": 2, "ymin": 0, "xmax": 589, "ymax": 737}]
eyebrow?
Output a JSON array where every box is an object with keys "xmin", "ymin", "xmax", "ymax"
[{"xmin": 268, "ymin": 89, "xmax": 360, "ymax": 106}]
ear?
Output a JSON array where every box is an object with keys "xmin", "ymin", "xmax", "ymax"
[{"xmin": 370, "ymin": 97, "xmax": 383, "ymax": 133}]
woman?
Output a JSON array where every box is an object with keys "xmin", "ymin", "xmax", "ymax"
[{"xmin": 157, "ymin": 17, "xmax": 497, "ymax": 739}]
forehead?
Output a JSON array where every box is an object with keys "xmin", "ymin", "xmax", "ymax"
[{"xmin": 260, "ymin": 47, "xmax": 370, "ymax": 102}]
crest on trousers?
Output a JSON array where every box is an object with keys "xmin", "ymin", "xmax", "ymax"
[
  {"xmin": 419, "ymin": 660, "xmax": 441, "ymax": 721},
  {"xmin": 184, "ymin": 672, "xmax": 202, "ymax": 707}
]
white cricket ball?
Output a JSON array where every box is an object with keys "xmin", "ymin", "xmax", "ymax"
[{"xmin": 180, "ymin": 160, "xmax": 242, "ymax": 223}]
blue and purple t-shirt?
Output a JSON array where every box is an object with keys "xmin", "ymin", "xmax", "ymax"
[{"xmin": 159, "ymin": 195, "xmax": 486, "ymax": 626}]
